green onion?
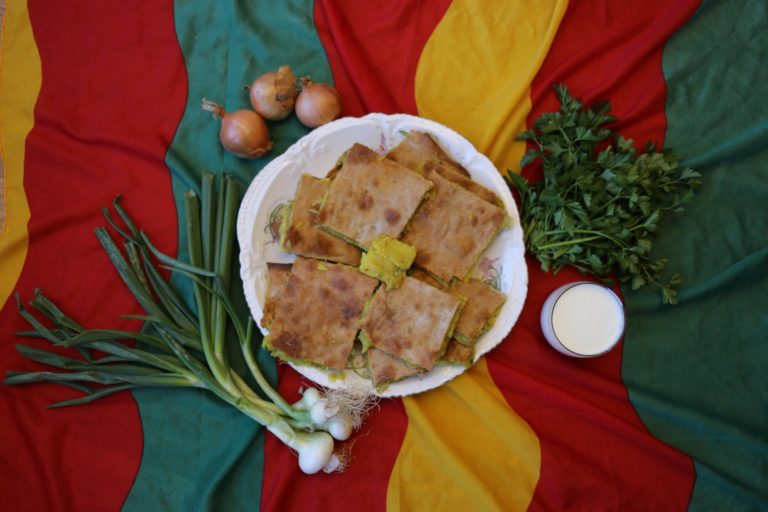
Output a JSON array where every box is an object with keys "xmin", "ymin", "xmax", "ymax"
[{"xmin": 3, "ymin": 173, "xmax": 375, "ymax": 474}]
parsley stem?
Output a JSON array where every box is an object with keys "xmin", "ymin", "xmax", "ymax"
[
  {"xmin": 537, "ymin": 235, "xmax": 603, "ymax": 250},
  {"xmin": 540, "ymin": 229, "xmax": 627, "ymax": 249},
  {"xmin": 640, "ymin": 264, "xmax": 667, "ymax": 289}
]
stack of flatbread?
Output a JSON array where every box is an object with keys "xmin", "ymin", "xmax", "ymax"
[{"xmin": 261, "ymin": 131, "xmax": 508, "ymax": 391}]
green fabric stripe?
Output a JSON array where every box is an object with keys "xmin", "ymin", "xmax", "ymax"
[
  {"xmin": 622, "ymin": 1, "xmax": 768, "ymax": 510},
  {"xmin": 123, "ymin": 1, "xmax": 332, "ymax": 510}
]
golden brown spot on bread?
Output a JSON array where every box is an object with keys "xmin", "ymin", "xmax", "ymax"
[
  {"xmin": 285, "ymin": 227, "xmax": 302, "ymax": 246},
  {"xmin": 359, "ymin": 193, "xmax": 374, "ymax": 211},
  {"xmin": 341, "ymin": 303, "xmax": 361, "ymax": 321},
  {"xmin": 382, "ymin": 304, "xmax": 396, "ymax": 322},
  {"xmin": 380, "ymin": 365, "xmax": 396, "ymax": 381},
  {"xmin": 283, "ymin": 279, "xmax": 298, "ymax": 299},
  {"xmin": 458, "ymin": 237, "xmax": 476, "ymax": 256},
  {"xmin": 384, "ymin": 208, "xmax": 401, "ymax": 225},
  {"xmin": 331, "ymin": 275, "xmax": 349, "ymax": 291},
  {"xmin": 272, "ymin": 332, "xmax": 302, "ymax": 357},
  {"xmin": 308, "ymin": 235, "xmax": 331, "ymax": 255}
]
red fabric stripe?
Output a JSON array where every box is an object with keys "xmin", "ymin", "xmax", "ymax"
[
  {"xmin": 259, "ymin": 2, "xmax": 452, "ymax": 508},
  {"xmin": 0, "ymin": 1, "xmax": 185, "ymax": 510},
  {"xmin": 260, "ymin": 368, "xmax": 408, "ymax": 511},
  {"xmin": 487, "ymin": 1, "xmax": 701, "ymax": 510},
  {"xmin": 313, "ymin": 0, "xmax": 453, "ymax": 116}
]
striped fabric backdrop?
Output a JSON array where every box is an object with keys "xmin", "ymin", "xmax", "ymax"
[{"xmin": 0, "ymin": 1, "xmax": 765, "ymax": 510}]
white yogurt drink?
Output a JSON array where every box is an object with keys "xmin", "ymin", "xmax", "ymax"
[{"xmin": 540, "ymin": 282, "xmax": 625, "ymax": 357}]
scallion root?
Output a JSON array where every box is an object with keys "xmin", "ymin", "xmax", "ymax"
[{"xmin": 323, "ymin": 386, "xmax": 380, "ymax": 430}]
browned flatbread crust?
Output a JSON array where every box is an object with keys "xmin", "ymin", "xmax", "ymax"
[
  {"xmin": 324, "ymin": 152, "xmax": 346, "ymax": 180},
  {"xmin": 318, "ymin": 143, "xmax": 433, "ymax": 249},
  {"xmin": 402, "ymin": 162, "xmax": 506, "ymax": 282},
  {"xmin": 367, "ymin": 348, "xmax": 421, "ymax": 390},
  {"xmin": 265, "ymin": 257, "xmax": 378, "ymax": 371},
  {"xmin": 387, "ymin": 132, "xmax": 500, "ymax": 205},
  {"xmin": 452, "ymin": 279, "xmax": 506, "ymax": 342},
  {"xmin": 431, "ymin": 163, "xmax": 501, "ymax": 206},
  {"xmin": 361, "ymin": 276, "xmax": 462, "ymax": 371},
  {"xmin": 387, "ymin": 131, "xmax": 470, "ymax": 177},
  {"xmin": 410, "ymin": 269, "xmax": 505, "ymax": 346},
  {"xmin": 440, "ymin": 339, "xmax": 474, "ymax": 367},
  {"xmin": 408, "ymin": 267, "xmax": 445, "ymax": 289},
  {"xmin": 261, "ymin": 263, "xmax": 293, "ymax": 329},
  {"xmin": 281, "ymin": 174, "xmax": 361, "ymax": 265}
]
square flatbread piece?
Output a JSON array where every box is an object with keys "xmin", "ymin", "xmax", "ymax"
[
  {"xmin": 409, "ymin": 269, "xmax": 504, "ymax": 351},
  {"xmin": 318, "ymin": 143, "xmax": 433, "ymax": 249},
  {"xmin": 264, "ymin": 257, "xmax": 378, "ymax": 371},
  {"xmin": 452, "ymin": 278, "xmax": 506, "ymax": 344},
  {"xmin": 402, "ymin": 162, "xmax": 506, "ymax": 282},
  {"xmin": 260, "ymin": 263, "xmax": 293, "ymax": 329},
  {"xmin": 440, "ymin": 339, "xmax": 474, "ymax": 367},
  {"xmin": 386, "ymin": 130, "xmax": 470, "ymax": 177},
  {"xmin": 367, "ymin": 347, "xmax": 421, "ymax": 391},
  {"xmin": 361, "ymin": 276, "xmax": 463, "ymax": 371},
  {"xmin": 281, "ymin": 174, "xmax": 361, "ymax": 265},
  {"xmin": 387, "ymin": 131, "xmax": 500, "ymax": 205}
]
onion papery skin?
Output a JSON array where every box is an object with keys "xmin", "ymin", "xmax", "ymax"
[
  {"xmin": 295, "ymin": 81, "xmax": 342, "ymax": 128},
  {"xmin": 219, "ymin": 109, "xmax": 273, "ymax": 159},
  {"xmin": 249, "ymin": 66, "xmax": 298, "ymax": 121}
]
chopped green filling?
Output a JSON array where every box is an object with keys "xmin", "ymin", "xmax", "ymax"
[
  {"xmin": 500, "ymin": 213, "xmax": 513, "ymax": 230},
  {"xmin": 453, "ymin": 331, "xmax": 473, "ymax": 347},
  {"xmin": 356, "ymin": 290, "xmax": 379, "ymax": 353},
  {"xmin": 438, "ymin": 342, "xmax": 474, "ymax": 367},
  {"xmin": 317, "ymin": 225, "xmax": 367, "ymax": 251},
  {"xmin": 462, "ymin": 304, "xmax": 503, "ymax": 341},
  {"xmin": 358, "ymin": 330, "xmax": 374, "ymax": 353},
  {"xmin": 277, "ymin": 200, "xmax": 294, "ymax": 251},
  {"xmin": 359, "ymin": 235, "xmax": 416, "ymax": 289},
  {"xmin": 443, "ymin": 297, "xmax": 466, "ymax": 349}
]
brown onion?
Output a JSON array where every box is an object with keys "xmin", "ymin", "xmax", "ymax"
[
  {"xmin": 295, "ymin": 77, "xmax": 342, "ymax": 128},
  {"xmin": 201, "ymin": 98, "xmax": 272, "ymax": 159},
  {"xmin": 249, "ymin": 65, "xmax": 298, "ymax": 121}
]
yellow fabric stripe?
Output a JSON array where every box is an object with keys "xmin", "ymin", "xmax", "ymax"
[
  {"xmin": 415, "ymin": 0, "xmax": 567, "ymax": 175},
  {"xmin": 0, "ymin": 0, "xmax": 39, "ymax": 305},
  {"xmin": 387, "ymin": 359, "xmax": 540, "ymax": 511},
  {"xmin": 388, "ymin": 1, "xmax": 568, "ymax": 509}
]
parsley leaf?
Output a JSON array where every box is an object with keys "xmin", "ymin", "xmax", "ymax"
[{"xmin": 508, "ymin": 84, "xmax": 701, "ymax": 304}]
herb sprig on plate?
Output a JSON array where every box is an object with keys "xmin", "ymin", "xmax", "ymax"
[{"xmin": 508, "ymin": 85, "xmax": 701, "ymax": 304}]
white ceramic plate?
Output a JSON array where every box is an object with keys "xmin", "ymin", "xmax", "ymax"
[{"xmin": 237, "ymin": 113, "xmax": 528, "ymax": 397}]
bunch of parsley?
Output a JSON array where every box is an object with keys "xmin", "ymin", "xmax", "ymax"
[{"xmin": 508, "ymin": 85, "xmax": 701, "ymax": 304}]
